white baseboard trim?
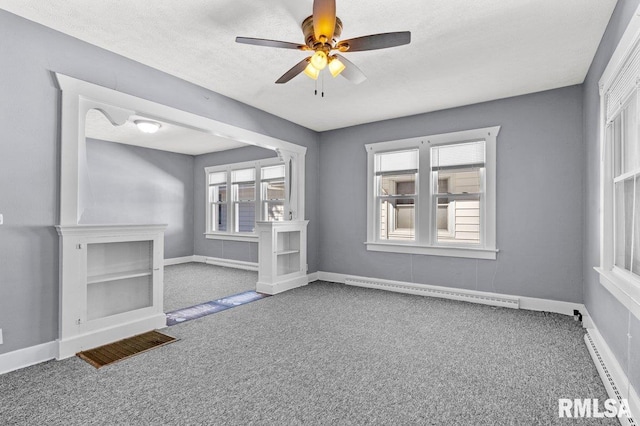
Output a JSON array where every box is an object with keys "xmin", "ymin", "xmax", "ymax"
[
  {"xmin": 164, "ymin": 255, "xmax": 197, "ymax": 266},
  {"xmin": 165, "ymin": 255, "xmax": 259, "ymax": 272},
  {"xmin": 57, "ymin": 313, "xmax": 167, "ymax": 360},
  {"xmin": 519, "ymin": 296, "xmax": 584, "ymax": 317},
  {"xmin": 204, "ymin": 256, "xmax": 258, "ymax": 271},
  {"xmin": 317, "ymin": 271, "xmax": 584, "ymax": 316},
  {"xmin": 257, "ymin": 275, "xmax": 308, "ymax": 295},
  {"xmin": 307, "ymin": 272, "xmax": 319, "ymax": 283},
  {"xmin": 0, "ymin": 341, "xmax": 57, "ymax": 375},
  {"xmin": 584, "ymin": 322, "xmax": 639, "ymax": 425}
]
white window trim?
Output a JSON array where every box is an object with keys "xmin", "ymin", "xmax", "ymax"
[
  {"xmin": 596, "ymin": 3, "xmax": 640, "ymax": 321},
  {"xmin": 365, "ymin": 126, "xmax": 499, "ymax": 260},
  {"xmin": 204, "ymin": 157, "xmax": 284, "ymax": 240}
]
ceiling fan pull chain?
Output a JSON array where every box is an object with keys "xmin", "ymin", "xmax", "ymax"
[
  {"xmin": 322, "ymin": 72, "xmax": 325, "ymax": 97},
  {"xmin": 314, "ymin": 78, "xmax": 318, "ymax": 96}
]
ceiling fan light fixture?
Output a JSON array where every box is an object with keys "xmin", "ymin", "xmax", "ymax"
[
  {"xmin": 304, "ymin": 62, "xmax": 320, "ymax": 80},
  {"xmin": 134, "ymin": 119, "xmax": 161, "ymax": 134},
  {"xmin": 310, "ymin": 50, "xmax": 328, "ymax": 70},
  {"xmin": 328, "ymin": 56, "xmax": 345, "ymax": 77}
]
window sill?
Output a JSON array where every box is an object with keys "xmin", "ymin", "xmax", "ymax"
[
  {"xmin": 595, "ymin": 266, "xmax": 640, "ymax": 321},
  {"xmin": 364, "ymin": 241, "xmax": 498, "ymax": 260},
  {"xmin": 204, "ymin": 233, "xmax": 258, "ymax": 242}
]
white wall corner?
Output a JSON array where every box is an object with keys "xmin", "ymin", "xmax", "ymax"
[{"xmin": 0, "ymin": 341, "xmax": 57, "ymax": 376}]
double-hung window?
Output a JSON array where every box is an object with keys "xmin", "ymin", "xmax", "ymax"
[
  {"xmin": 208, "ymin": 171, "xmax": 228, "ymax": 232},
  {"xmin": 231, "ymin": 168, "xmax": 256, "ymax": 233},
  {"xmin": 261, "ymin": 164, "xmax": 286, "ymax": 221},
  {"xmin": 205, "ymin": 158, "xmax": 285, "ymax": 240},
  {"xmin": 366, "ymin": 127, "xmax": 499, "ymax": 260},
  {"xmin": 376, "ymin": 149, "xmax": 419, "ymax": 241},
  {"xmin": 597, "ymin": 14, "xmax": 640, "ymax": 317}
]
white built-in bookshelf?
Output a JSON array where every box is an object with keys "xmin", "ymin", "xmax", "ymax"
[
  {"xmin": 55, "ymin": 224, "xmax": 167, "ymax": 359},
  {"xmin": 256, "ymin": 221, "xmax": 308, "ymax": 294}
]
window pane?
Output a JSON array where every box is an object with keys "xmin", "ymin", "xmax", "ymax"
[
  {"xmin": 263, "ymin": 180, "xmax": 285, "ymax": 200},
  {"xmin": 209, "ymin": 171, "xmax": 226, "ymax": 185},
  {"xmin": 379, "ymin": 198, "xmax": 415, "ymax": 241},
  {"xmin": 612, "ymin": 116, "xmax": 622, "ymax": 177},
  {"xmin": 209, "ymin": 184, "xmax": 227, "ymax": 203},
  {"xmin": 232, "ymin": 168, "xmax": 255, "ymax": 183},
  {"xmin": 436, "ymin": 197, "xmax": 480, "ymax": 244},
  {"xmin": 235, "ymin": 202, "xmax": 255, "ymax": 233},
  {"xmin": 623, "ymin": 92, "xmax": 640, "ymax": 174},
  {"xmin": 236, "ymin": 183, "xmax": 255, "ymax": 201},
  {"xmin": 375, "ymin": 149, "xmax": 418, "ymax": 173},
  {"xmin": 432, "ymin": 141, "xmax": 485, "ymax": 169},
  {"xmin": 264, "ymin": 201, "xmax": 284, "ymax": 221},
  {"xmin": 436, "ymin": 169, "xmax": 481, "ymax": 194},
  {"xmin": 379, "ymin": 173, "xmax": 416, "ymax": 196},
  {"xmin": 211, "ymin": 203, "xmax": 227, "ymax": 232},
  {"xmin": 615, "ymin": 179, "xmax": 633, "ymax": 270},
  {"xmin": 262, "ymin": 164, "xmax": 285, "ymax": 180}
]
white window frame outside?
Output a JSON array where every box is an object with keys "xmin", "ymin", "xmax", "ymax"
[
  {"xmin": 205, "ymin": 157, "xmax": 286, "ymax": 242},
  {"xmin": 595, "ymin": 4, "xmax": 640, "ymax": 320},
  {"xmin": 365, "ymin": 126, "xmax": 499, "ymax": 260}
]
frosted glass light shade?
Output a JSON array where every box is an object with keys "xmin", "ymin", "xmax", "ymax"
[
  {"xmin": 310, "ymin": 51, "xmax": 328, "ymax": 70},
  {"xmin": 329, "ymin": 57, "xmax": 345, "ymax": 77},
  {"xmin": 134, "ymin": 120, "xmax": 161, "ymax": 134},
  {"xmin": 304, "ymin": 63, "xmax": 320, "ymax": 80}
]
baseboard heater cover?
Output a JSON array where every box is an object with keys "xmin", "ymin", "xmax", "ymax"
[
  {"xmin": 584, "ymin": 330, "xmax": 637, "ymax": 426},
  {"xmin": 344, "ymin": 277, "xmax": 520, "ymax": 309}
]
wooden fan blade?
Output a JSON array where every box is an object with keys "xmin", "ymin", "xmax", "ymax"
[
  {"xmin": 335, "ymin": 54, "xmax": 367, "ymax": 85},
  {"xmin": 275, "ymin": 58, "xmax": 310, "ymax": 84},
  {"xmin": 337, "ymin": 31, "xmax": 411, "ymax": 52},
  {"xmin": 236, "ymin": 37, "xmax": 307, "ymax": 50},
  {"xmin": 313, "ymin": 0, "xmax": 336, "ymax": 41}
]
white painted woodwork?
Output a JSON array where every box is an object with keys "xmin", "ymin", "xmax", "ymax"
[
  {"xmin": 256, "ymin": 221, "xmax": 309, "ymax": 295},
  {"xmin": 55, "ymin": 224, "xmax": 167, "ymax": 359}
]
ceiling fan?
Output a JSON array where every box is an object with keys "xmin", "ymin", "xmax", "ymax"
[{"xmin": 235, "ymin": 0, "xmax": 411, "ymax": 85}]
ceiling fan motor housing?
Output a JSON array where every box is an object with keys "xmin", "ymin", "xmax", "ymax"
[{"xmin": 302, "ymin": 15, "xmax": 343, "ymax": 48}]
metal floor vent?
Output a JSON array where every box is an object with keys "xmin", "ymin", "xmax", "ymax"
[
  {"xmin": 585, "ymin": 331, "xmax": 636, "ymax": 426},
  {"xmin": 344, "ymin": 277, "xmax": 520, "ymax": 309}
]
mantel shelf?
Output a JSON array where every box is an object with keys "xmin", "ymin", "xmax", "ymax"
[{"xmin": 87, "ymin": 269, "xmax": 152, "ymax": 285}]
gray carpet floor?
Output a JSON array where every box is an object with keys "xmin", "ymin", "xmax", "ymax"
[
  {"xmin": 163, "ymin": 263, "xmax": 258, "ymax": 312},
  {"xmin": 1, "ymin": 279, "xmax": 614, "ymax": 425}
]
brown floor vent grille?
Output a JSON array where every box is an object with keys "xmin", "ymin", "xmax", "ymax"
[{"xmin": 77, "ymin": 330, "xmax": 177, "ymax": 369}]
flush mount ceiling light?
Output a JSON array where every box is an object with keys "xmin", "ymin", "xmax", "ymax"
[
  {"xmin": 134, "ymin": 119, "xmax": 161, "ymax": 134},
  {"xmin": 235, "ymin": 0, "xmax": 411, "ymax": 85}
]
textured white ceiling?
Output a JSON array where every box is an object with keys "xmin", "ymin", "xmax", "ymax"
[
  {"xmin": 1, "ymin": 0, "xmax": 617, "ymax": 132},
  {"xmin": 85, "ymin": 109, "xmax": 247, "ymax": 155}
]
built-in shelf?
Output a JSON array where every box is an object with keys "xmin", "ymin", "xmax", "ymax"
[
  {"xmin": 56, "ymin": 224, "xmax": 167, "ymax": 359},
  {"xmin": 256, "ymin": 221, "xmax": 308, "ymax": 295},
  {"xmin": 276, "ymin": 249, "xmax": 300, "ymax": 256},
  {"xmin": 87, "ymin": 269, "xmax": 152, "ymax": 285}
]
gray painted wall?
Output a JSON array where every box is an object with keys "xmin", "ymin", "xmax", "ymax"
[
  {"xmin": 583, "ymin": 0, "xmax": 640, "ymax": 392},
  {"xmin": 193, "ymin": 145, "xmax": 276, "ymax": 263},
  {"xmin": 82, "ymin": 138, "xmax": 194, "ymax": 259},
  {"xmin": 0, "ymin": 10, "xmax": 318, "ymax": 355},
  {"xmin": 319, "ymin": 86, "xmax": 584, "ymax": 302}
]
